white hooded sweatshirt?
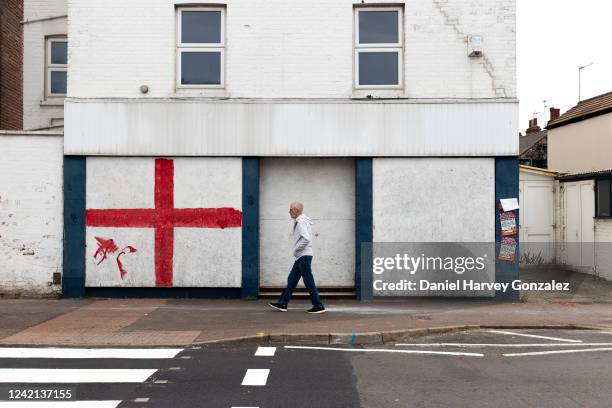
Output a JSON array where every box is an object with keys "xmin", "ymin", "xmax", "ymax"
[{"xmin": 292, "ymin": 214, "xmax": 314, "ymax": 259}]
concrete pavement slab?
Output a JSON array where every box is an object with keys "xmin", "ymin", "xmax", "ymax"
[{"xmin": 0, "ymin": 298, "xmax": 610, "ymax": 346}]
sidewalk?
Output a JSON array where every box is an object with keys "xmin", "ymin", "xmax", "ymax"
[{"xmin": 0, "ymin": 296, "xmax": 610, "ymax": 346}]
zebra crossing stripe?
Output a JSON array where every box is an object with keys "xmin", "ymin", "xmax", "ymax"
[
  {"xmin": 241, "ymin": 369, "xmax": 270, "ymax": 386},
  {"xmin": 254, "ymin": 347, "xmax": 276, "ymax": 357},
  {"xmin": 0, "ymin": 348, "xmax": 183, "ymax": 359},
  {"xmin": 0, "ymin": 369, "xmax": 157, "ymax": 383}
]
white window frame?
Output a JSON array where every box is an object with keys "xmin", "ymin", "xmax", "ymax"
[
  {"xmin": 354, "ymin": 6, "xmax": 403, "ymax": 89},
  {"xmin": 176, "ymin": 6, "xmax": 226, "ymax": 89},
  {"xmin": 46, "ymin": 36, "xmax": 68, "ymax": 98}
]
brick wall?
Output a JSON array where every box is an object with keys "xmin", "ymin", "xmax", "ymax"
[
  {"xmin": 21, "ymin": 0, "xmax": 67, "ymax": 129},
  {"xmin": 24, "ymin": 0, "xmax": 66, "ymax": 21},
  {"xmin": 67, "ymin": 0, "xmax": 516, "ymax": 99},
  {"xmin": 0, "ymin": 0, "xmax": 23, "ymax": 130},
  {"xmin": 22, "ymin": 15, "xmax": 66, "ymax": 129},
  {"xmin": 0, "ymin": 132, "xmax": 63, "ymax": 296}
]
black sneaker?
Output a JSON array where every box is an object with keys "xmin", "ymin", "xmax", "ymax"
[
  {"xmin": 269, "ymin": 302, "xmax": 287, "ymax": 312},
  {"xmin": 306, "ymin": 306, "xmax": 326, "ymax": 314}
]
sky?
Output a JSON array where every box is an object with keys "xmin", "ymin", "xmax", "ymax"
[{"xmin": 517, "ymin": 0, "xmax": 612, "ymax": 133}]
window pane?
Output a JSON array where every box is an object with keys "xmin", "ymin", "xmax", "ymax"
[
  {"xmin": 359, "ymin": 11, "xmax": 399, "ymax": 44},
  {"xmin": 181, "ymin": 10, "xmax": 221, "ymax": 43},
  {"xmin": 51, "ymin": 41, "xmax": 67, "ymax": 64},
  {"xmin": 181, "ymin": 52, "xmax": 221, "ymax": 85},
  {"xmin": 358, "ymin": 52, "xmax": 398, "ymax": 86},
  {"xmin": 597, "ymin": 179, "xmax": 611, "ymax": 217},
  {"xmin": 50, "ymin": 70, "xmax": 67, "ymax": 94}
]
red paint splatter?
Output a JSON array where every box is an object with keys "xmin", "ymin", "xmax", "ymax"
[
  {"xmin": 93, "ymin": 236, "xmax": 137, "ymax": 279},
  {"xmin": 116, "ymin": 246, "xmax": 137, "ymax": 280},
  {"xmin": 93, "ymin": 237, "xmax": 118, "ymax": 265},
  {"xmin": 86, "ymin": 158, "xmax": 242, "ymax": 287}
]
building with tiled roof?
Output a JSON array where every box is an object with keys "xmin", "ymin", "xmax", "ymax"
[{"xmin": 547, "ymin": 91, "xmax": 612, "ymax": 174}]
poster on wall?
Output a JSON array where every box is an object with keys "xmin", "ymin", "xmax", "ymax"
[
  {"xmin": 498, "ymin": 237, "xmax": 517, "ymax": 263},
  {"xmin": 500, "ymin": 211, "xmax": 518, "ymax": 236}
]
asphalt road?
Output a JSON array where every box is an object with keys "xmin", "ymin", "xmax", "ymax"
[{"xmin": 0, "ymin": 329, "xmax": 611, "ymax": 407}]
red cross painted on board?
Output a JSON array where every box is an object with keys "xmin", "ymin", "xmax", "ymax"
[{"xmin": 86, "ymin": 158, "xmax": 242, "ymax": 287}]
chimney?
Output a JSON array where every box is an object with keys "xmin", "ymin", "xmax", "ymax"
[
  {"xmin": 526, "ymin": 117, "xmax": 541, "ymax": 134},
  {"xmin": 549, "ymin": 107, "xmax": 560, "ymax": 122}
]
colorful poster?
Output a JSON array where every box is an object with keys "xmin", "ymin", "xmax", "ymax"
[
  {"xmin": 500, "ymin": 211, "xmax": 518, "ymax": 236},
  {"xmin": 498, "ymin": 237, "xmax": 517, "ymax": 263}
]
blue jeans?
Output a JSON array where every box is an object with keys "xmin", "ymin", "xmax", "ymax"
[{"xmin": 278, "ymin": 256, "xmax": 323, "ymax": 307}]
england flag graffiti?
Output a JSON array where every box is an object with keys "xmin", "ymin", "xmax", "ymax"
[{"xmin": 85, "ymin": 157, "xmax": 243, "ymax": 288}]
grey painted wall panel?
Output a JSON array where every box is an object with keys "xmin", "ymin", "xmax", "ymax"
[
  {"xmin": 65, "ymin": 100, "xmax": 518, "ymax": 157},
  {"xmin": 259, "ymin": 158, "xmax": 355, "ymax": 287},
  {"xmin": 373, "ymin": 158, "xmax": 495, "ymax": 242}
]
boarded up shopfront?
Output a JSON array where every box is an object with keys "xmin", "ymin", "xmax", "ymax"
[
  {"xmin": 259, "ymin": 158, "xmax": 355, "ymax": 292},
  {"xmin": 372, "ymin": 158, "xmax": 497, "ymax": 297},
  {"xmin": 84, "ymin": 157, "xmax": 243, "ymax": 289}
]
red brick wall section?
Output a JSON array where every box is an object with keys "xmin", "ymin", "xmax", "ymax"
[{"xmin": 0, "ymin": 0, "xmax": 23, "ymax": 130}]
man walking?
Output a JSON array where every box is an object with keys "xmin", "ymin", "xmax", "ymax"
[{"xmin": 269, "ymin": 202, "xmax": 326, "ymax": 314}]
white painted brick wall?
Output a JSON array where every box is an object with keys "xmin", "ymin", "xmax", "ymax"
[
  {"xmin": 67, "ymin": 0, "xmax": 516, "ymax": 99},
  {"xmin": 23, "ymin": 17, "xmax": 67, "ymax": 129},
  {"xmin": 0, "ymin": 134, "xmax": 63, "ymax": 296},
  {"xmin": 25, "ymin": 0, "xmax": 66, "ymax": 21}
]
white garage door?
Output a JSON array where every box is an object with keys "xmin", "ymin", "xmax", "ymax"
[
  {"xmin": 259, "ymin": 158, "xmax": 355, "ymax": 288},
  {"xmin": 519, "ymin": 179, "xmax": 554, "ymax": 263},
  {"xmin": 563, "ymin": 181, "xmax": 594, "ymax": 271}
]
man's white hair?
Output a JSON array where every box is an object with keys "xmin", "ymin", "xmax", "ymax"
[{"xmin": 290, "ymin": 201, "xmax": 303, "ymax": 212}]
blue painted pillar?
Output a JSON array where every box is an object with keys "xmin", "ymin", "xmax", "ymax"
[
  {"xmin": 62, "ymin": 156, "xmax": 86, "ymax": 298},
  {"xmin": 242, "ymin": 158, "xmax": 260, "ymax": 298},
  {"xmin": 495, "ymin": 157, "xmax": 520, "ymax": 300},
  {"xmin": 355, "ymin": 158, "xmax": 373, "ymax": 300}
]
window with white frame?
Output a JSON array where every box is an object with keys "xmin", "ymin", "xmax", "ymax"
[
  {"xmin": 176, "ymin": 6, "xmax": 225, "ymax": 88},
  {"xmin": 46, "ymin": 37, "xmax": 67, "ymax": 97},
  {"xmin": 354, "ymin": 7, "xmax": 403, "ymax": 88}
]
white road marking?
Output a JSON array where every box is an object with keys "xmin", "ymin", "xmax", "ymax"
[
  {"xmin": 488, "ymin": 330, "xmax": 583, "ymax": 343},
  {"xmin": 284, "ymin": 345, "xmax": 483, "ymax": 357},
  {"xmin": 395, "ymin": 342, "xmax": 612, "ymax": 348},
  {"xmin": 0, "ymin": 348, "xmax": 183, "ymax": 359},
  {"xmin": 133, "ymin": 398, "xmax": 150, "ymax": 402},
  {"xmin": 0, "ymin": 402, "xmax": 121, "ymax": 407},
  {"xmin": 254, "ymin": 347, "xmax": 276, "ymax": 357},
  {"xmin": 241, "ymin": 369, "xmax": 270, "ymax": 386},
  {"xmin": 0, "ymin": 369, "xmax": 157, "ymax": 383},
  {"xmin": 504, "ymin": 348, "xmax": 612, "ymax": 357}
]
